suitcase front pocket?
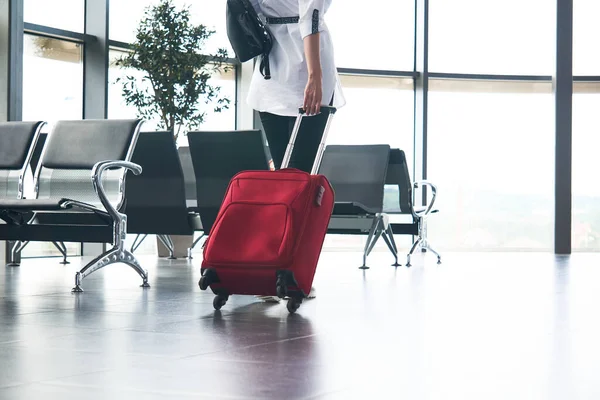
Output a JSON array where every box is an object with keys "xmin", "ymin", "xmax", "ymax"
[{"xmin": 204, "ymin": 202, "xmax": 292, "ymax": 267}]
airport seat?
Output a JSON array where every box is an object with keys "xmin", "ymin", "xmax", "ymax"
[
  {"xmin": 0, "ymin": 119, "xmax": 148, "ymax": 292},
  {"xmin": 124, "ymin": 131, "xmax": 201, "ymax": 259},
  {"xmin": 319, "ymin": 144, "xmax": 400, "ymax": 269},
  {"xmin": 386, "ymin": 148, "xmax": 441, "ymax": 266},
  {"xmin": 5, "ymin": 129, "xmax": 72, "ymax": 265}
]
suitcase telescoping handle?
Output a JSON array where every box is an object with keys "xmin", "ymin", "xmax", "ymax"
[{"xmin": 280, "ymin": 105, "xmax": 337, "ymax": 175}]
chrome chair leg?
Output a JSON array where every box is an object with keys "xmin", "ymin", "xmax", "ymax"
[
  {"xmin": 380, "ymin": 214, "xmax": 400, "ymax": 267},
  {"xmin": 360, "ymin": 216, "xmax": 382, "ymax": 270},
  {"xmin": 158, "ymin": 235, "xmax": 176, "ymax": 260},
  {"xmin": 419, "ymin": 217, "xmax": 441, "ymax": 265},
  {"xmin": 187, "ymin": 233, "xmax": 205, "ymax": 260},
  {"xmin": 130, "ymin": 234, "xmax": 148, "ymax": 254},
  {"xmin": 52, "ymin": 241, "xmax": 70, "ymax": 264},
  {"xmin": 6, "ymin": 241, "xmax": 29, "ymax": 267},
  {"xmin": 383, "ymin": 230, "xmax": 400, "ymax": 267},
  {"xmin": 72, "ymin": 211, "xmax": 149, "ymax": 293},
  {"xmin": 72, "ymin": 248, "xmax": 149, "ymax": 292},
  {"xmin": 406, "ymin": 237, "xmax": 423, "ymax": 267},
  {"xmin": 423, "ymin": 243, "xmax": 442, "ymax": 264}
]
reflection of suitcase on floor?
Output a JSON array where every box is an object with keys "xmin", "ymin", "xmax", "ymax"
[{"xmin": 198, "ymin": 106, "xmax": 336, "ymax": 313}]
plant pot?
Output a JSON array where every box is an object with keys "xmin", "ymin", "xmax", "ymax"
[{"xmin": 157, "ymin": 235, "xmax": 194, "ymax": 259}]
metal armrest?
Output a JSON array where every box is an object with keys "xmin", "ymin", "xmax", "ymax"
[
  {"xmin": 91, "ymin": 160, "xmax": 142, "ymax": 220},
  {"xmin": 411, "ymin": 180, "xmax": 438, "ymax": 218},
  {"xmin": 59, "ymin": 199, "xmax": 108, "ymax": 217}
]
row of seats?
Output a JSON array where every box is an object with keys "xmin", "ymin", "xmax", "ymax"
[{"xmin": 0, "ymin": 119, "xmax": 441, "ymax": 292}]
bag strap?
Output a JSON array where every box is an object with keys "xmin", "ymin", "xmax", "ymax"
[{"xmin": 260, "ymin": 53, "xmax": 271, "ymax": 80}]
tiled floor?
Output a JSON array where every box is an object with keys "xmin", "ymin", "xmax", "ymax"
[{"xmin": 0, "ymin": 250, "xmax": 599, "ymax": 399}]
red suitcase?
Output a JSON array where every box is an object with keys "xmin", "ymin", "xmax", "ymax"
[{"xmin": 198, "ymin": 106, "xmax": 336, "ymax": 313}]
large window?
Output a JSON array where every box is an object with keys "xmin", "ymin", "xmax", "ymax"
[
  {"xmin": 21, "ymin": 34, "xmax": 84, "ymax": 258},
  {"xmin": 327, "ymin": 0, "xmax": 414, "ymax": 71},
  {"xmin": 22, "ymin": 35, "xmax": 83, "ymax": 130},
  {"xmin": 427, "ymin": 80, "xmax": 554, "ymax": 251},
  {"xmin": 328, "ymin": 75, "xmax": 414, "ymax": 168},
  {"xmin": 24, "ymin": 0, "xmax": 85, "ymax": 33},
  {"xmin": 574, "ymin": 0, "xmax": 600, "ymax": 75},
  {"xmin": 109, "ymin": 1, "xmax": 231, "ymax": 56},
  {"xmin": 572, "ymin": 84, "xmax": 600, "ymax": 251},
  {"xmin": 429, "ymin": 0, "xmax": 554, "ymax": 75}
]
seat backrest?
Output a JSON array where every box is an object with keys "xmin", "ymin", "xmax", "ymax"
[
  {"xmin": 35, "ymin": 119, "xmax": 142, "ymax": 209},
  {"xmin": 177, "ymin": 146, "xmax": 198, "ymax": 208},
  {"xmin": 385, "ymin": 148, "xmax": 413, "ymax": 213},
  {"xmin": 187, "ymin": 130, "xmax": 270, "ymax": 232},
  {"xmin": 318, "ymin": 144, "xmax": 390, "ymax": 213},
  {"xmin": 0, "ymin": 121, "xmax": 44, "ymax": 200},
  {"xmin": 124, "ymin": 131, "xmax": 192, "ymax": 235},
  {"xmin": 30, "ymin": 132, "xmax": 47, "ymax": 174}
]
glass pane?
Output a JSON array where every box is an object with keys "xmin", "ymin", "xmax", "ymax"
[
  {"xmin": 24, "ymin": 0, "xmax": 84, "ymax": 32},
  {"xmin": 574, "ymin": 0, "xmax": 600, "ymax": 75},
  {"xmin": 428, "ymin": 79, "xmax": 554, "ymax": 251},
  {"xmin": 327, "ymin": 0, "xmax": 414, "ymax": 70},
  {"xmin": 328, "ymin": 75, "xmax": 414, "ymax": 167},
  {"xmin": 107, "ymin": 49, "xmax": 236, "ymax": 146},
  {"xmin": 573, "ymin": 85, "xmax": 600, "ymax": 250},
  {"xmin": 110, "ymin": 1, "xmax": 231, "ymax": 56},
  {"xmin": 21, "ymin": 34, "xmax": 84, "ymax": 258},
  {"xmin": 323, "ymin": 74, "xmax": 415, "ymax": 251},
  {"xmin": 429, "ymin": 0, "xmax": 554, "ymax": 75},
  {"xmin": 22, "ymin": 35, "xmax": 83, "ymax": 131}
]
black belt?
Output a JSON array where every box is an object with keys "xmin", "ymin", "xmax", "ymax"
[{"xmin": 266, "ymin": 16, "xmax": 299, "ymax": 24}]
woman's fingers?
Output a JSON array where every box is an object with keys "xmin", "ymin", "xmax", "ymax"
[
  {"xmin": 314, "ymin": 98, "xmax": 321, "ymax": 116},
  {"xmin": 303, "ymin": 89, "xmax": 311, "ymax": 115},
  {"xmin": 304, "ymin": 80, "xmax": 323, "ymax": 116},
  {"xmin": 304, "ymin": 91, "xmax": 315, "ymax": 115}
]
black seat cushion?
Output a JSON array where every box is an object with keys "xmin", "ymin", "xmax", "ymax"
[
  {"xmin": 333, "ymin": 201, "xmax": 379, "ymax": 216},
  {"xmin": 0, "ymin": 199, "xmax": 69, "ymax": 211}
]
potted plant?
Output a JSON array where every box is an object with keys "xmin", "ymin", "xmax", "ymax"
[{"xmin": 114, "ymin": 0, "xmax": 231, "ymax": 257}]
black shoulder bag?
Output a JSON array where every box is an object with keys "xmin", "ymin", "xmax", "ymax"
[{"xmin": 226, "ymin": 0, "xmax": 273, "ymax": 80}]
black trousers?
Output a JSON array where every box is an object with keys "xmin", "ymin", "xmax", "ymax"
[{"xmin": 259, "ymin": 111, "xmax": 330, "ymax": 173}]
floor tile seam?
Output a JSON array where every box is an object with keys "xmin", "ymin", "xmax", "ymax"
[
  {"xmin": 0, "ymin": 327, "xmax": 125, "ymax": 349},
  {"xmin": 11, "ymin": 314, "xmax": 199, "ymax": 330},
  {"xmin": 301, "ymin": 388, "xmax": 350, "ymax": 400},
  {"xmin": 0, "ymin": 341, "xmax": 190, "ymax": 359},
  {"xmin": 0, "ymin": 367, "xmax": 113, "ymax": 391},
  {"xmin": 180, "ymin": 333, "xmax": 319, "ymax": 360},
  {"xmin": 38, "ymin": 379, "xmax": 260, "ymax": 400},
  {"xmin": 0, "ymin": 381, "xmax": 27, "ymax": 390}
]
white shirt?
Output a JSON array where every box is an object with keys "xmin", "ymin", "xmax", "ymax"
[{"xmin": 246, "ymin": 0, "xmax": 346, "ymax": 117}]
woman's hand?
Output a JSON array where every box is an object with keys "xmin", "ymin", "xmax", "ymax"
[{"xmin": 304, "ymin": 75, "xmax": 322, "ymax": 116}]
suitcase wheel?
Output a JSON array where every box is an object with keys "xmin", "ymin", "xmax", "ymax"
[
  {"xmin": 287, "ymin": 297, "xmax": 302, "ymax": 314},
  {"xmin": 276, "ymin": 284, "xmax": 287, "ymax": 298},
  {"xmin": 199, "ymin": 268, "xmax": 219, "ymax": 291},
  {"xmin": 213, "ymin": 294, "xmax": 228, "ymax": 311},
  {"xmin": 199, "ymin": 276, "xmax": 209, "ymax": 291}
]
